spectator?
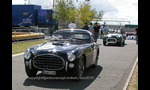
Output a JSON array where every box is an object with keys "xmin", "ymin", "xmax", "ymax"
[
  {"xmin": 88, "ymin": 23, "xmax": 94, "ymax": 34},
  {"xmin": 82, "ymin": 22, "xmax": 89, "ymax": 31},
  {"xmin": 110, "ymin": 30, "xmax": 114, "ymax": 34},
  {"xmin": 120, "ymin": 27, "xmax": 124, "ymax": 36},
  {"xmin": 68, "ymin": 20, "xmax": 76, "ymax": 29},
  {"xmin": 102, "ymin": 25, "xmax": 108, "ymax": 35},
  {"xmin": 134, "ymin": 27, "xmax": 138, "ymax": 44},
  {"xmin": 93, "ymin": 22, "xmax": 100, "ymax": 43},
  {"xmin": 100, "ymin": 25, "xmax": 103, "ymax": 39}
]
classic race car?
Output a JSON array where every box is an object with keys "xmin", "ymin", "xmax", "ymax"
[
  {"xmin": 24, "ymin": 29, "xmax": 99, "ymax": 80},
  {"xmin": 103, "ymin": 33, "xmax": 126, "ymax": 46}
]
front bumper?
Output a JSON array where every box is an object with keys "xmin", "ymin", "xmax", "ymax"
[
  {"xmin": 103, "ymin": 38, "xmax": 122, "ymax": 44},
  {"xmin": 106, "ymin": 38, "xmax": 117, "ymax": 44},
  {"xmin": 24, "ymin": 57, "xmax": 80, "ymax": 77}
]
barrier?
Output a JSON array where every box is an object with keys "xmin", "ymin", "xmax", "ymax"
[
  {"xmin": 12, "ymin": 32, "xmax": 45, "ymax": 39},
  {"xmin": 12, "ymin": 27, "xmax": 47, "ymax": 42}
]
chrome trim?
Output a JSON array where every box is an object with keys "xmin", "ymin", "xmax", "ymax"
[
  {"xmin": 33, "ymin": 54, "xmax": 65, "ymax": 70},
  {"xmin": 106, "ymin": 38, "xmax": 117, "ymax": 44},
  {"xmin": 65, "ymin": 61, "xmax": 68, "ymax": 72}
]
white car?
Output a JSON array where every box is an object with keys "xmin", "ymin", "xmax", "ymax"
[
  {"xmin": 126, "ymin": 32, "xmax": 136, "ymax": 40},
  {"xmin": 126, "ymin": 35, "xmax": 136, "ymax": 40}
]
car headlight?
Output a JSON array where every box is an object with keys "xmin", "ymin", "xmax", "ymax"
[
  {"xmin": 67, "ymin": 52, "xmax": 75, "ymax": 62},
  {"xmin": 24, "ymin": 48, "xmax": 31, "ymax": 59}
]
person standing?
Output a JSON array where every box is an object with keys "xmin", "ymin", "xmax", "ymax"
[
  {"xmin": 120, "ymin": 27, "xmax": 124, "ymax": 36},
  {"xmin": 134, "ymin": 27, "xmax": 138, "ymax": 44},
  {"xmin": 93, "ymin": 22, "xmax": 100, "ymax": 43},
  {"xmin": 82, "ymin": 22, "xmax": 89, "ymax": 31},
  {"xmin": 68, "ymin": 20, "xmax": 76, "ymax": 29},
  {"xmin": 88, "ymin": 23, "xmax": 94, "ymax": 34},
  {"xmin": 102, "ymin": 25, "xmax": 108, "ymax": 35},
  {"xmin": 100, "ymin": 25, "xmax": 104, "ymax": 39}
]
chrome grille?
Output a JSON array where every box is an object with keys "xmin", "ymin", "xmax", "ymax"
[
  {"xmin": 107, "ymin": 39, "xmax": 116, "ymax": 42},
  {"xmin": 106, "ymin": 38, "xmax": 117, "ymax": 43},
  {"xmin": 33, "ymin": 54, "xmax": 65, "ymax": 70}
]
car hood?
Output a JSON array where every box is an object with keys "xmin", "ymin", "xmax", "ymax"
[{"xmin": 32, "ymin": 42, "xmax": 84, "ymax": 55}]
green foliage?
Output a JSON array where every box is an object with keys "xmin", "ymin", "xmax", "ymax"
[
  {"xmin": 77, "ymin": 2, "xmax": 92, "ymax": 26},
  {"xmin": 94, "ymin": 10, "xmax": 104, "ymax": 22},
  {"xmin": 55, "ymin": 0, "xmax": 76, "ymax": 29},
  {"xmin": 54, "ymin": 0, "xmax": 104, "ymax": 28}
]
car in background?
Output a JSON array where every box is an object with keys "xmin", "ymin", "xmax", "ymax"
[
  {"xmin": 103, "ymin": 31, "xmax": 126, "ymax": 46},
  {"xmin": 126, "ymin": 32, "xmax": 136, "ymax": 40},
  {"xmin": 24, "ymin": 29, "xmax": 100, "ymax": 80}
]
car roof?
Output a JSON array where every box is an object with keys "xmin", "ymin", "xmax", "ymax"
[{"xmin": 54, "ymin": 29, "xmax": 92, "ymax": 35}]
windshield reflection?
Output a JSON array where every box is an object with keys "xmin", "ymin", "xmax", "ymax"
[{"xmin": 50, "ymin": 33, "xmax": 90, "ymax": 43}]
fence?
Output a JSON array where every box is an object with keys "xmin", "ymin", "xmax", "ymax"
[{"xmin": 12, "ymin": 27, "xmax": 50, "ymax": 42}]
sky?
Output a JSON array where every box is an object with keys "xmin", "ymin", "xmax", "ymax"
[{"xmin": 12, "ymin": 0, "xmax": 138, "ymax": 25}]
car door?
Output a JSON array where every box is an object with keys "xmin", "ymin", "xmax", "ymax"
[
  {"xmin": 84, "ymin": 34, "xmax": 95, "ymax": 67},
  {"xmin": 90, "ymin": 35, "xmax": 97, "ymax": 64}
]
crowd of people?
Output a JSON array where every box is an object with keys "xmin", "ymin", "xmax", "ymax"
[
  {"xmin": 68, "ymin": 20, "xmax": 138, "ymax": 44},
  {"xmin": 68, "ymin": 20, "xmax": 110, "ymax": 43}
]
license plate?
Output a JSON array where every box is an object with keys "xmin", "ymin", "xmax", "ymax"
[{"xmin": 42, "ymin": 70, "xmax": 56, "ymax": 75}]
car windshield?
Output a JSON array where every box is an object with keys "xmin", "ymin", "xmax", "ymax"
[{"xmin": 50, "ymin": 33, "xmax": 91, "ymax": 43}]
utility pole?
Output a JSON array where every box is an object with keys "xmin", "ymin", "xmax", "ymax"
[
  {"xmin": 53, "ymin": 0, "xmax": 54, "ymax": 9},
  {"xmin": 28, "ymin": 0, "xmax": 30, "ymax": 4},
  {"xmin": 24, "ymin": 0, "xmax": 27, "ymax": 5}
]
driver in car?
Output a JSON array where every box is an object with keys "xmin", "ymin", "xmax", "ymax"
[{"xmin": 110, "ymin": 30, "xmax": 114, "ymax": 34}]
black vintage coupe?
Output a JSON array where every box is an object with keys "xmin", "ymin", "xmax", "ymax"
[{"xmin": 24, "ymin": 29, "xmax": 99, "ymax": 80}]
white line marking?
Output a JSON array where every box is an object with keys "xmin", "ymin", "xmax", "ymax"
[
  {"xmin": 12, "ymin": 52, "xmax": 24, "ymax": 57},
  {"xmin": 123, "ymin": 57, "xmax": 138, "ymax": 90}
]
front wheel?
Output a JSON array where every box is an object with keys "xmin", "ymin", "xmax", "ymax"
[
  {"xmin": 103, "ymin": 41, "xmax": 106, "ymax": 46},
  {"xmin": 92, "ymin": 52, "xmax": 99, "ymax": 68},
  {"xmin": 117, "ymin": 42, "xmax": 122, "ymax": 46},
  {"xmin": 25, "ymin": 67, "xmax": 38, "ymax": 77},
  {"xmin": 123, "ymin": 40, "xmax": 125, "ymax": 45},
  {"xmin": 74, "ymin": 56, "xmax": 85, "ymax": 81}
]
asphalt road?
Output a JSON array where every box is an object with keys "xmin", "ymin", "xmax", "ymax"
[{"xmin": 12, "ymin": 39, "xmax": 138, "ymax": 90}]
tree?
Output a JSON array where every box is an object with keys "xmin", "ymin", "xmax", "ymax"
[
  {"xmin": 94, "ymin": 10, "xmax": 104, "ymax": 22},
  {"xmin": 76, "ymin": 1, "xmax": 104, "ymax": 27},
  {"xmin": 55, "ymin": 0, "xmax": 104, "ymax": 29},
  {"xmin": 77, "ymin": 1, "xmax": 93, "ymax": 27},
  {"xmin": 55, "ymin": 0, "xmax": 77, "ymax": 29}
]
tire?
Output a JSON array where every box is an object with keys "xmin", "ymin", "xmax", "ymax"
[
  {"xmin": 103, "ymin": 41, "xmax": 106, "ymax": 46},
  {"xmin": 118, "ymin": 42, "xmax": 122, "ymax": 46},
  {"xmin": 92, "ymin": 51, "xmax": 99, "ymax": 68},
  {"xmin": 122, "ymin": 40, "xmax": 125, "ymax": 45},
  {"xmin": 124, "ymin": 40, "xmax": 125, "ymax": 44},
  {"xmin": 25, "ymin": 67, "xmax": 38, "ymax": 77},
  {"xmin": 74, "ymin": 55, "xmax": 85, "ymax": 81}
]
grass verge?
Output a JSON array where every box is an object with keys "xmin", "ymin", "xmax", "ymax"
[
  {"xmin": 12, "ymin": 39, "xmax": 49, "ymax": 54},
  {"xmin": 133, "ymin": 74, "xmax": 138, "ymax": 90},
  {"xmin": 127, "ymin": 62, "xmax": 138, "ymax": 90}
]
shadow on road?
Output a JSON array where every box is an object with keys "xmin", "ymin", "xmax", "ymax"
[
  {"xmin": 23, "ymin": 65, "xmax": 103, "ymax": 90},
  {"xmin": 105, "ymin": 43, "xmax": 127, "ymax": 47}
]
